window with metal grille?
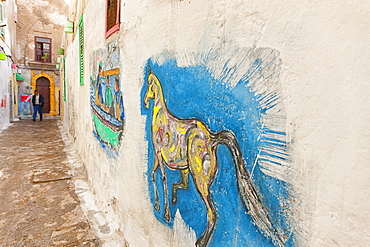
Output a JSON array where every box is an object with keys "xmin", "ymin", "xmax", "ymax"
[
  {"xmin": 106, "ymin": 0, "xmax": 120, "ymax": 38},
  {"xmin": 78, "ymin": 15, "xmax": 84, "ymax": 85},
  {"xmin": 35, "ymin": 37, "xmax": 52, "ymax": 63}
]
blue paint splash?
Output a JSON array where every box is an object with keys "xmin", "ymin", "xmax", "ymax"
[{"xmin": 141, "ymin": 53, "xmax": 295, "ymax": 246}]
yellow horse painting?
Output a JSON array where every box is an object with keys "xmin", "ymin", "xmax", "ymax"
[{"xmin": 144, "ymin": 69, "xmax": 285, "ymax": 247}]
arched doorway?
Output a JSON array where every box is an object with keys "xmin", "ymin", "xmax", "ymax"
[{"xmin": 36, "ymin": 77, "xmax": 50, "ymax": 113}]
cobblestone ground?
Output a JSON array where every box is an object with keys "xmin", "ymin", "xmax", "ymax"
[{"xmin": 0, "ymin": 118, "xmax": 102, "ymax": 246}]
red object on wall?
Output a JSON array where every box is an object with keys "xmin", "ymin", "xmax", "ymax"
[
  {"xmin": 1, "ymin": 96, "xmax": 6, "ymax": 108},
  {"xmin": 20, "ymin": 95, "xmax": 29, "ymax": 102}
]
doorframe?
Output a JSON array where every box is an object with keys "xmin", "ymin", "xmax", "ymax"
[
  {"xmin": 9, "ymin": 78, "xmax": 13, "ymax": 122},
  {"xmin": 31, "ymin": 70, "xmax": 56, "ymax": 115},
  {"xmin": 35, "ymin": 76, "xmax": 51, "ymax": 114}
]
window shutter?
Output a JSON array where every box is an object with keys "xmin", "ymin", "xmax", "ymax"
[
  {"xmin": 78, "ymin": 15, "xmax": 84, "ymax": 85},
  {"xmin": 34, "ymin": 37, "xmax": 52, "ymax": 63},
  {"xmin": 105, "ymin": 0, "xmax": 120, "ymax": 38}
]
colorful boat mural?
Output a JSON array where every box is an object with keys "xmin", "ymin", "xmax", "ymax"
[{"xmin": 90, "ymin": 41, "xmax": 124, "ymax": 155}]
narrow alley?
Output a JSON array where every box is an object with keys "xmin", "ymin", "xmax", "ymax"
[
  {"xmin": 0, "ymin": 118, "xmax": 101, "ymax": 246},
  {"xmin": 0, "ymin": 0, "xmax": 368, "ymax": 246}
]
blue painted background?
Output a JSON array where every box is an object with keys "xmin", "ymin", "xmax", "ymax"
[{"xmin": 141, "ymin": 54, "xmax": 294, "ymax": 246}]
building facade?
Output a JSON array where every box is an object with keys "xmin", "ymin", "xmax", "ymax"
[
  {"xmin": 15, "ymin": 0, "xmax": 68, "ymax": 117},
  {"xmin": 61, "ymin": 1, "xmax": 370, "ymax": 246}
]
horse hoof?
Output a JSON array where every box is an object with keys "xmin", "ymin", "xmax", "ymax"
[
  {"xmin": 195, "ymin": 239, "xmax": 206, "ymax": 247},
  {"xmin": 154, "ymin": 202, "xmax": 160, "ymax": 212},
  {"xmin": 164, "ymin": 211, "xmax": 171, "ymax": 222}
]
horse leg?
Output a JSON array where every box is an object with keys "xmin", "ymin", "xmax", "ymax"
[
  {"xmin": 172, "ymin": 168, "xmax": 189, "ymax": 205},
  {"xmin": 195, "ymin": 182, "xmax": 217, "ymax": 247},
  {"xmin": 151, "ymin": 154, "xmax": 160, "ymax": 212},
  {"xmin": 187, "ymin": 130, "xmax": 218, "ymax": 247},
  {"xmin": 158, "ymin": 155, "xmax": 171, "ymax": 222}
]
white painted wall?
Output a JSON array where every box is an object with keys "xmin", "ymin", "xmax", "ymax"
[
  {"xmin": 63, "ymin": 0, "xmax": 370, "ymax": 246},
  {"xmin": 0, "ymin": 0, "xmax": 17, "ymax": 129}
]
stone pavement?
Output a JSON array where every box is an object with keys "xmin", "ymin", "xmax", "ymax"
[{"xmin": 0, "ymin": 118, "xmax": 106, "ymax": 246}]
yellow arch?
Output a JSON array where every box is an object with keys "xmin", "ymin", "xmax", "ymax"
[{"xmin": 31, "ymin": 70, "xmax": 56, "ymax": 116}]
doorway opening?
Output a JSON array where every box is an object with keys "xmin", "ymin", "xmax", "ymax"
[{"xmin": 36, "ymin": 77, "xmax": 50, "ymax": 113}]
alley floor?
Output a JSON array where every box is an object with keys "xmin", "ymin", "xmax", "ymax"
[{"xmin": 0, "ymin": 118, "xmax": 102, "ymax": 246}]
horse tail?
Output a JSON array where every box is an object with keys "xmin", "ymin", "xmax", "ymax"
[{"xmin": 212, "ymin": 130, "xmax": 285, "ymax": 247}]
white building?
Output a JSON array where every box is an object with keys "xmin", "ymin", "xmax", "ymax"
[
  {"xmin": 62, "ymin": 1, "xmax": 370, "ymax": 246},
  {"xmin": 0, "ymin": 0, "xmax": 18, "ymax": 129}
]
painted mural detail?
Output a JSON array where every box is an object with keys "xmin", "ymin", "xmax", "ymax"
[
  {"xmin": 18, "ymin": 94, "xmax": 32, "ymax": 116},
  {"xmin": 90, "ymin": 40, "xmax": 124, "ymax": 155},
  {"xmin": 142, "ymin": 47, "xmax": 294, "ymax": 246},
  {"xmin": 144, "ymin": 70, "xmax": 285, "ymax": 247}
]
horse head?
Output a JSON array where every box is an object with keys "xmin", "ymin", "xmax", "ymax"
[{"xmin": 144, "ymin": 70, "xmax": 160, "ymax": 108}]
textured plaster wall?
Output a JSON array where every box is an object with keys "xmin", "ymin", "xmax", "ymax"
[
  {"xmin": 16, "ymin": 0, "xmax": 68, "ymax": 66},
  {"xmin": 63, "ymin": 0, "xmax": 370, "ymax": 246}
]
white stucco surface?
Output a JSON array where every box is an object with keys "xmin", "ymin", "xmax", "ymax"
[
  {"xmin": 0, "ymin": 0, "xmax": 17, "ymax": 128},
  {"xmin": 62, "ymin": 0, "xmax": 370, "ymax": 246}
]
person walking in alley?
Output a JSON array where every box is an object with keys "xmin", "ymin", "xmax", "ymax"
[{"xmin": 31, "ymin": 90, "xmax": 44, "ymax": 121}]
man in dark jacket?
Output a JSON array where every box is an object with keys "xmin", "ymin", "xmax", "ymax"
[{"xmin": 31, "ymin": 89, "xmax": 44, "ymax": 121}]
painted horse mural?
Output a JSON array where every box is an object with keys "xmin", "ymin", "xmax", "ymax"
[{"xmin": 144, "ymin": 69, "xmax": 285, "ymax": 247}]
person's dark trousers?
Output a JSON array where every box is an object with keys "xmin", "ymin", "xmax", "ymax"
[{"xmin": 32, "ymin": 105, "xmax": 43, "ymax": 121}]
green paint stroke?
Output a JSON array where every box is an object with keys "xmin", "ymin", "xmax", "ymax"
[{"xmin": 93, "ymin": 115, "xmax": 120, "ymax": 147}]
